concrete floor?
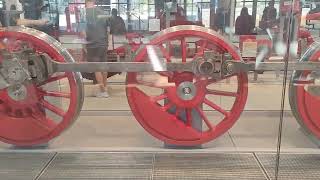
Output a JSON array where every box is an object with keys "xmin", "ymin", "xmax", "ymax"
[{"xmin": 0, "ymin": 111, "xmax": 316, "ymax": 152}]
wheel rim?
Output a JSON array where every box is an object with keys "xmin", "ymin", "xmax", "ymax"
[
  {"xmin": 126, "ymin": 26, "xmax": 248, "ymax": 146},
  {"xmin": 291, "ymin": 44, "xmax": 320, "ymax": 139},
  {"xmin": 0, "ymin": 27, "xmax": 83, "ymax": 146}
]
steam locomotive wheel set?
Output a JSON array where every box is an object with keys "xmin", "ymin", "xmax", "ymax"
[
  {"xmin": 0, "ymin": 27, "xmax": 83, "ymax": 146},
  {"xmin": 0, "ymin": 26, "xmax": 319, "ymax": 147},
  {"xmin": 126, "ymin": 27, "xmax": 248, "ymax": 145}
]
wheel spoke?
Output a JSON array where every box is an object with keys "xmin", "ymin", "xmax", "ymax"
[
  {"xmin": 38, "ymin": 73, "xmax": 68, "ymax": 87},
  {"xmin": 196, "ymin": 107, "xmax": 215, "ymax": 130},
  {"xmin": 175, "ymin": 107, "xmax": 182, "ymax": 117},
  {"xmin": 194, "ymin": 40, "xmax": 208, "ymax": 59},
  {"xmin": 181, "ymin": 38, "xmax": 187, "ymax": 63},
  {"xmin": 40, "ymin": 90, "xmax": 71, "ymax": 99},
  {"xmin": 208, "ymin": 74, "xmax": 237, "ymax": 84},
  {"xmin": 31, "ymin": 113, "xmax": 58, "ymax": 131},
  {"xmin": 159, "ymin": 45, "xmax": 171, "ymax": 62},
  {"xmin": 204, "ymin": 98, "xmax": 230, "ymax": 118},
  {"xmin": 158, "ymin": 72, "xmax": 174, "ymax": 78},
  {"xmin": 186, "ymin": 109, "xmax": 192, "ymax": 126},
  {"xmin": 40, "ymin": 99, "xmax": 66, "ymax": 117},
  {"xmin": 151, "ymin": 93, "xmax": 168, "ymax": 103},
  {"xmin": 163, "ymin": 102, "xmax": 174, "ymax": 111},
  {"xmin": 136, "ymin": 79, "xmax": 163, "ymax": 89},
  {"xmin": 207, "ymin": 89, "xmax": 239, "ymax": 97}
]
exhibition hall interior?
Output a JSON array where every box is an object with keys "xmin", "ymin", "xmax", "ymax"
[{"xmin": 0, "ymin": 0, "xmax": 320, "ymax": 179}]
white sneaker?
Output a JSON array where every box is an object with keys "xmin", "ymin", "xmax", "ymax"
[{"xmin": 95, "ymin": 92, "xmax": 110, "ymax": 98}]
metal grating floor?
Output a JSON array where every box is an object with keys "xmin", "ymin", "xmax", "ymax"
[
  {"xmin": 0, "ymin": 152, "xmax": 320, "ymax": 180},
  {"xmin": 39, "ymin": 153, "xmax": 154, "ymax": 180},
  {"xmin": 0, "ymin": 153, "xmax": 54, "ymax": 180},
  {"xmin": 256, "ymin": 153, "xmax": 320, "ymax": 180},
  {"xmin": 152, "ymin": 153, "xmax": 267, "ymax": 180}
]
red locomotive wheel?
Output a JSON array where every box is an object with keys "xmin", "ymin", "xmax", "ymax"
[
  {"xmin": 126, "ymin": 26, "xmax": 248, "ymax": 146},
  {"xmin": 290, "ymin": 45, "xmax": 320, "ymax": 139},
  {"xmin": 0, "ymin": 27, "xmax": 83, "ymax": 146}
]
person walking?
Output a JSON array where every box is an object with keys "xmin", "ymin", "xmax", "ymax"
[{"xmin": 85, "ymin": 0, "xmax": 110, "ymax": 98}]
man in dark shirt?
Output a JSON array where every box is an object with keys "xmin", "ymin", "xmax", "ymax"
[
  {"xmin": 109, "ymin": 8, "xmax": 126, "ymax": 35},
  {"xmin": 19, "ymin": 0, "xmax": 43, "ymax": 20},
  {"xmin": 85, "ymin": 0, "xmax": 110, "ymax": 98},
  {"xmin": 260, "ymin": 1, "xmax": 278, "ymax": 30}
]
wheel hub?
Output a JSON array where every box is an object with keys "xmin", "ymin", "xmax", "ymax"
[
  {"xmin": 7, "ymin": 85, "xmax": 28, "ymax": 101},
  {"xmin": 166, "ymin": 72, "xmax": 207, "ymax": 109},
  {"xmin": 177, "ymin": 82, "xmax": 197, "ymax": 101},
  {"xmin": 0, "ymin": 56, "xmax": 30, "ymax": 88},
  {"xmin": 2, "ymin": 84, "xmax": 40, "ymax": 118}
]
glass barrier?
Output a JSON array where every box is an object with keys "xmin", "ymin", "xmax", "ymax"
[
  {"xmin": 277, "ymin": 0, "xmax": 320, "ymax": 180},
  {"xmin": 0, "ymin": 0, "xmax": 319, "ymax": 179}
]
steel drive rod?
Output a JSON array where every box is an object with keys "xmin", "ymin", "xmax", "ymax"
[
  {"xmin": 45, "ymin": 58, "xmax": 320, "ymax": 75},
  {"xmin": 48, "ymin": 61, "xmax": 195, "ymax": 73},
  {"xmin": 225, "ymin": 61, "xmax": 320, "ymax": 74}
]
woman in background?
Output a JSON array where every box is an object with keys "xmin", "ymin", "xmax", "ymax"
[{"xmin": 235, "ymin": 7, "xmax": 255, "ymax": 35}]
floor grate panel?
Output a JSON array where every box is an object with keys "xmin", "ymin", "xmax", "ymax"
[
  {"xmin": 152, "ymin": 153, "xmax": 267, "ymax": 180},
  {"xmin": 256, "ymin": 153, "xmax": 320, "ymax": 180},
  {"xmin": 38, "ymin": 153, "xmax": 154, "ymax": 180},
  {"xmin": 1, "ymin": 152, "xmax": 319, "ymax": 180},
  {"xmin": 0, "ymin": 152, "xmax": 54, "ymax": 180}
]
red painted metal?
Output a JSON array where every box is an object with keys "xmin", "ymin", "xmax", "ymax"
[
  {"xmin": 0, "ymin": 31, "xmax": 80, "ymax": 146},
  {"xmin": 306, "ymin": 12, "xmax": 320, "ymax": 20},
  {"xmin": 299, "ymin": 29, "xmax": 314, "ymax": 46},
  {"xmin": 295, "ymin": 51, "xmax": 320, "ymax": 139},
  {"xmin": 126, "ymin": 29, "xmax": 248, "ymax": 146},
  {"xmin": 280, "ymin": 0, "xmax": 300, "ymax": 14}
]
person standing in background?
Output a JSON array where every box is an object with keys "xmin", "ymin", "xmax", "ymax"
[
  {"xmin": 109, "ymin": 8, "xmax": 126, "ymax": 35},
  {"xmin": 235, "ymin": 7, "xmax": 255, "ymax": 35},
  {"xmin": 214, "ymin": 7, "xmax": 225, "ymax": 33},
  {"xmin": 0, "ymin": 2, "xmax": 47, "ymax": 27},
  {"xmin": 260, "ymin": 1, "xmax": 277, "ymax": 30},
  {"xmin": 19, "ymin": 0, "xmax": 43, "ymax": 20},
  {"xmin": 85, "ymin": 0, "xmax": 110, "ymax": 98}
]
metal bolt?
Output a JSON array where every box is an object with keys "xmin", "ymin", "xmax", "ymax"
[
  {"xmin": 7, "ymin": 85, "xmax": 27, "ymax": 101},
  {"xmin": 225, "ymin": 62, "xmax": 234, "ymax": 74},
  {"xmin": 183, "ymin": 87, "xmax": 192, "ymax": 94},
  {"xmin": 177, "ymin": 82, "xmax": 197, "ymax": 101},
  {"xmin": 198, "ymin": 61, "xmax": 214, "ymax": 75}
]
